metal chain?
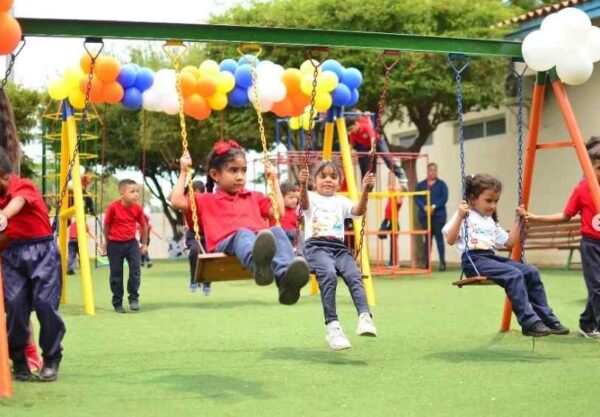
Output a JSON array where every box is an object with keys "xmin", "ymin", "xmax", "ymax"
[
  {"xmin": 54, "ymin": 39, "xmax": 104, "ymax": 232},
  {"xmin": 355, "ymin": 51, "xmax": 400, "ymax": 264},
  {"xmin": 0, "ymin": 39, "xmax": 26, "ymax": 90},
  {"xmin": 141, "ymin": 109, "xmax": 147, "ymax": 208},
  {"xmin": 240, "ymin": 45, "xmax": 281, "ymax": 225}
]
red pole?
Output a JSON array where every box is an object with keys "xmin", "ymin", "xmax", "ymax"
[
  {"xmin": 501, "ymin": 73, "xmax": 547, "ymax": 332},
  {"xmin": 0, "ymin": 259, "xmax": 13, "ymax": 398}
]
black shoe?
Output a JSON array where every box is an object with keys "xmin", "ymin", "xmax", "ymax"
[
  {"xmin": 12, "ymin": 360, "xmax": 33, "ymax": 382},
  {"xmin": 66, "ymin": 270, "xmax": 74, "ymax": 275},
  {"xmin": 146, "ymin": 261, "xmax": 153, "ymax": 269},
  {"xmin": 252, "ymin": 231, "xmax": 276, "ymax": 286},
  {"xmin": 438, "ymin": 262, "xmax": 446, "ymax": 271},
  {"xmin": 547, "ymin": 322, "xmax": 570, "ymax": 335},
  {"xmin": 114, "ymin": 305, "xmax": 126, "ymax": 314},
  {"xmin": 130, "ymin": 300, "xmax": 140, "ymax": 311},
  {"xmin": 39, "ymin": 361, "xmax": 60, "ymax": 382},
  {"xmin": 522, "ymin": 321, "xmax": 552, "ymax": 337},
  {"xmin": 278, "ymin": 257, "xmax": 309, "ymax": 305}
]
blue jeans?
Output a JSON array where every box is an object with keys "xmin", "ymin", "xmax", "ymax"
[
  {"xmin": 462, "ymin": 251, "xmax": 558, "ymax": 328},
  {"xmin": 420, "ymin": 215, "xmax": 446, "ymax": 267},
  {"xmin": 216, "ymin": 227, "xmax": 294, "ymax": 281}
]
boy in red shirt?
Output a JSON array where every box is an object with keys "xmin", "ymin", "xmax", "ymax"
[
  {"xmin": 521, "ymin": 139, "xmax": 600, "ymax": 338},
  {"xmin": 0, "ymin": 149, "xmax": 65, "ymax": 382},
  {"xmin": 102, "ymin": 179, "xmax": 148, "ymax": 313},
  {"xmin": 270, "ymin": 183, "xmax": 300, "ymax": 243}
]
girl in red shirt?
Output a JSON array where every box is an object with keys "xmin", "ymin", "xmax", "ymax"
[{"xmin": 171, "ymin": 140, "xmax": 309, "ymax": 305}]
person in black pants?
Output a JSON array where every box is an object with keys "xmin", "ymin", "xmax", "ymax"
[{"xmin": 183, "ymin": 180, "xmax": 211, "ymax": 295}]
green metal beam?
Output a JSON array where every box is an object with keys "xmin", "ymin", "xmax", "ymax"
[{"xmin": 19, "ymin": 18, "xmax": 522, "ymax": 58}]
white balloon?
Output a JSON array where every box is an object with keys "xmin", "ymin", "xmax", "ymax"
[
  {"xmin": 556, "ymin": 48, "xmax": 593, "ymax": 85},
  {"xmin": 556, "ymin": 7, "xmax": 592, "ymax": 48},
  {"xmin": 586, "ymin": 26, "xmax": 600, "ymax": 63},
  {"xmin": 142, "ymin": 89, "xmax": 161, "ymax": 112},
  {"xmin": 540, "ymin": 13, "xmax": 561, "ymax": 34},
  {"xmin": 270, "ymin": 82, "xmax": 287, "ymax": 102},
  {"xmin": 522, "ymin": 30, "xmax": 559, "ymax": 71},
  {"xmin": 163, "ymin": 92, "xmax": 180, "ymax": 115},
  {"xmin": 154, "ymin": 69, "xmax": 176, "ymax": 93},
  {"xmin": 257, "ymin": 60, "xmax": 275, "ymax": 73},
  {"xmin": 259, "ymin": 100, "xmax": 273, "ymax": 113}
]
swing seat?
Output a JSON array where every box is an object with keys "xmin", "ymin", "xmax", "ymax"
[
  {"xmin": 194, "ymin": 253, "xmax": 253, "ymax": 283},
  {"xmin": 452, "ymin": 276, "xmax": 495, "ymax": 288}
]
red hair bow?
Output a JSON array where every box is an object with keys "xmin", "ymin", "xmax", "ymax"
[{"xmin": 213, "ymin": 139, "xmax": 241, "ymax": 155}]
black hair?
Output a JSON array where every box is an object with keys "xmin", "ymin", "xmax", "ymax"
[
  {"xmin": 0, "ymin": 89, "xmax": 21, "ymax": 173},
  {"xmin": 205, "ymin": 142, "xmax": 246, "ymax": 192},
  {"xmin": 280, "ymin": 182, "xmax": 298, "ymax": 196},
  {"xmin": 465, "ymin": 173, "xmax": 502, "ymax": 222},
  {"xmin": 0, "ymin": 148, "xmax": 13, "ymax": 176},
  {"xmin": 589, "ymin": 144, "xmax": 600, "ymax": 163},
  {"xmin": 312, "ymin": 160, "xmax": 344, "ymax": 181},
  {"xmin": 118, "ymin": 178, "xmax": 137, "ymax": 190},
  {"xmin": 192, "ymin": 180, "xmax": 205, "ymax": 193},
  {"xmin": 586, "ymin": 136, "xmax": 600, "ymax": 151}
]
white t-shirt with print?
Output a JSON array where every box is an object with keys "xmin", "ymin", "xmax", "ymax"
[
  {"xmin": 303, "ymin": 191, "xmax": 360, "ymax": 241},
  {"xmin": 442, "ymin": 209, "xmax": 509, "ymax": 255}
]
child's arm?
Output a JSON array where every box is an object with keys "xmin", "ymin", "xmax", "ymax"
[
  {"xmin": 0, "ymin": 196, "xmax": 26, "ymax": 219},
  {"xmin": 140, "ymin": 223, "xmax": 149, "ymax": 254},
  {"xmin": 517, "ymin": 206, "xmax": 571, "ymax": 224},
  {"xmin": 505, "ymin": 209, "xmax": 524, "ymax": 250},
  {"xmin": 298, "ymin": 168, "xmax": 310, "ymax": 210},
  {"xmin": 265, "ymin": 162, "xmax": 285, "ymax": 218},
  {"xmin": 100, "ymin": 224, "xmax": 109, "ymax": 256},
  {"xmin": 351, "ymin": 173, "xmax": 375, "ymax": 216},
  {"xmin": 170, "ymin": 152, "xmax": 192, "ymax": 211},
  {"xmin": 445, "ymin": 201, "xmax": 469, "ymax": 245}
]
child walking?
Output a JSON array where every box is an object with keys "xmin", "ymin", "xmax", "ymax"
[
  {"xmin": 170, "ymin": 140, "xmax": 309, "ymax": 304},
  {"xmin": 519, "ymin": 140, "xmax": 600, "ymax": 338},
  {"xmin": 102, "ymin": 179, "xmax": 148, "ymax": 313},
  {"xmin": 443, "ymin": 173, "xmax": 568, "ymax": 337},
  {"xmin": 298, "ymin": 162, "xmax": 377, "ymax": 351}
]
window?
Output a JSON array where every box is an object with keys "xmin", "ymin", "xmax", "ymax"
[
  {"xmin": 392, "ymin": 132, "xmax": 433, "ymax": 148},
  {"xmin": 460, "ymin": 116, "xmax": 506, "ymax": 141}
]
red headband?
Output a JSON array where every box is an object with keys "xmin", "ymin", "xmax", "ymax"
[{"xmin": 213, "ymin": 139, "xmax": 241, "ymax": 155}]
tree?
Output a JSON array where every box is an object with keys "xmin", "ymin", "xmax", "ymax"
[{"xmin": 508, "ymin": 0, "xmax": 557, "ymax": 11}]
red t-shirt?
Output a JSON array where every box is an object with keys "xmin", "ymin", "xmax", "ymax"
[
  {"xmin": 136, "ymin": 214, "xmax": 152, "ymax": 234},
  {"xmin": 564, "ymin": 179, "xmax": 600, "ymax": 240},
  {"xmin": 349, "ymin": 116, "xmax": 379, "ymax": 148},
  {"xmin": 192, "ymin": 189, "xmax": 271, "ymax": 252},
  {"xmin": 269, "ymin": 206, "xmax": 299, "ymax": 230},
  {"xmin": 384, "ymin": 198, "xmax": 402, "ymax": 221},
  {"xmin": 104, "ymin": 200, "xmax": 146, "ymax": 241},
  {"xmin": 183, "ymin": 192, "xmax": 204, "ymax": 235},
  {"xmin": 0, "ymin": 175, "xmax": 52, "ymax": 240},
  {"xmin": 69, "ymin": 221, "xmax": 90, "ymax": 240}
]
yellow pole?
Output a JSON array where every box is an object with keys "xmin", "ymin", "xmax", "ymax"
[
  {"xmin": 323, "ymin": 121, "xmax": 335, "ymax": 160},
  {"xmin": 64, "ymin": 104, "xmax": 96, "ymax": 315},
  {"xmin": 58, "ymin": 115, "xmax": 69, "ymax": 304},
  {"xmin": 336, "ymin": 117, "xmax": 376, "ymax": 306}
]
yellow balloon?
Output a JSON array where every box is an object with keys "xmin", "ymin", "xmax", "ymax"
[
  {"xmin": 301, "ymin": 115, "xmax": 311, "ymax": 131},
  {"xmin": 317, "ymin": 70, "xmax": 339, "ymax": 93},
  {"xmin": 199, "ymin": 60, "xmax": 220, "ymax": 77},
  {"xmin": 216, "ymin": 72, "xmax": 235, "ymax": 94},
  {"xmin": 208, "ymin": 92, "xmax": 228, "ymax": 111},
  {"xmin": 314, "ymin": 92, "xmax": 332, "ymax": 111},
  {"xmin": 300, "ymin": 73, "xmax": 319, "ymax": 96},
  {"xmin": 300, "ymin": 59, "xmax": 321, "ymax": 75},
  {"xmin": 182, "ymin": 65, "xmax": 202, "ymax": 79},
  {"xmin": 48, "ymin": 79, "xmax": 69, "ymax": 100},
  {"xmin": 68, "ymin": 90, "xmax": 86, "ymax": 109},
  {"xmin": 64, "ymin": 67, "xmax": 84, "ymax": 92},
  {"xmin": 289, "ymin": 116, "xmax": 300, "ymax": 130}
]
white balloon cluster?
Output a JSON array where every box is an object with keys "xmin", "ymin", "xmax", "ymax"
[
  {"xmin": 246, "ymin": 60, "xmax": 287, "ymax": 113},
  {"xmin": 522, "ymin": 7, "xmax": 600, "ymax": 85},
  {"xmin": 142, "ymin": 69, "xmax": 180, "ymax": 114}
]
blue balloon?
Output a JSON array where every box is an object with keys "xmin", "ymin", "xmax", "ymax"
[
  {"xmin": 234, "ymin": 64, "xmax": 253, "ymax": 89},
  {"xmin": 347, "ymin": 89, "xmax": 360, "ymax": 107},
  {"xmin": 332, "ymin": 84, "xmax": 352, "ymax": 107},
  {"xmin": 238, "ymin": 54, "xmax": 259, "ymax": 66},
  {"xmin": 121, "ymin": 87, "xmax": 143, "ymax": 110},
  {"xmin": 321, "ymin": 59, "xmax": 344, "ymax": 80},
  {"xmin": 134, "ymin": 68, "xmax": 154, "ymax": 92},
  {"xmin": 341, "ymin": 67, "xmax": 363, "ymax": 90},
  {"xmin": 228, "ymin": 87, "xmax": 250, "ymax": 107},
  {"xmin": 220, "ymin": 59, "xmax": 238, "ymax": 74},
  {"xmin": 117, "ymin": 65, "xmax": 137, "ymax": 89},
  {"xmin": 130, "ymin": 63, "xmax": 141, "ymax": 72}
]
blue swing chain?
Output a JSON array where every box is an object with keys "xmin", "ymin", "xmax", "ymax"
[{"xmin": 448, "ymin": 54, "xmax": 481, "ymax": 278}]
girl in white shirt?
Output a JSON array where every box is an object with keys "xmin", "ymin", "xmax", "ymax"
[{"xmin": 443, "ymin": 174, "xmax": 568, "ymax": 337}]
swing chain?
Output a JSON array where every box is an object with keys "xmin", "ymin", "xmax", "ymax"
[
  {"xmin": 355, "ymin": 51, "xmax": 400, "ymax": 264},
  {"xmin": 240, "ymin": 44, "xmax": 281, "ymax": 225},
  {"xmin": 54, "ymin": 39, "xmax": 104, "ymax": 231},
  {"xmin": 0, "ymin": 38, "xmax": 26, "ymax": 90}
]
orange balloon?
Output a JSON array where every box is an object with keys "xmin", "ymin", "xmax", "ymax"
[
  {"xmin": 290, "ymin": 93, "xmax": 311, "ymax": 116},
  {"xmin": 184, "ymin": 94, "xmax": 211, "ymax": 120},
  {"xmin": 0, "ymin": 13, "xmax": 22, "ymax": 55},
  {"xmin": 196, "ymin": 75, "xmax": 217, "ymax": 97},
  {"xmin": 102, "ymin": 82, "xmax": 124, "ymax": 104},
  {"xmin": 272, "ymin": 97, "xmax": 294, "ymax": 117},
  {"xmin": 179, "ymin": 72, "xmax": 197, "ymax": 97},
  {"xmin": 94, "ymin": 56, "xmax": 121, "ymax": 83},
  {"xmin": 282, "ymin": 68, "xmax": 302, "ymax": 95},
  {"xmin": 80, "ymin": 53, "xmax": 93, "ymax": 74},
  {"xmin": 0, "ymin": 0, "xmax": 14, "ymax": 13},
  {"xmin": 79, "ymin": 74, "xmax": 104, "ymax": 104}
]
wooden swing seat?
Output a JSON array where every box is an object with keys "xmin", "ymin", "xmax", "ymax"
[
  {"xmin": 194, "ymin": 253, "xmax": 253, "ymax": 283},
  {"xmin": 452, "ymin": 276, "xmax": 496, "ymax": 288}
]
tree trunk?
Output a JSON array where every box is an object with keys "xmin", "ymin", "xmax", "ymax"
[{"xmin": 144, "ymin": 172, "xmax": 183, "ymax": 239}]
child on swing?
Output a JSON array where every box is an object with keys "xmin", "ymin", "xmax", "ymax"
[
  {"xmin": 443, "ymin": 173, "xmax": 568, "ymax": 337},
  {"xmin": 298, "ymin": 161, "xmax": 377, "ymax": 351},
  {"xmin": 170, "ymin": 140, "xmax": 309, "ymax": 305}
]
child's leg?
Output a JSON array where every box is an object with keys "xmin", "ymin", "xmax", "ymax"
[
  {"xmin": 509, "ymin": 261, "xmax": 560, "ymax": 325},
  {"xmin": 107, "ymin": 241, "xmax": 127, "ymax": 307},
  {"xmin": 432, "ymin": 219, "xmax": 446, "ymax": 267},
  {"xmin": 186, "ymin": 233, "xmax": 199, "ymax": 286},
  {"xmin": 67, "ymin": 241, "xmax": 78, "ymax": 271},
  {"xmin": 463, "ymin": 253, "xmax": 541, "ymax": 329},
  {"xmin": 304, "ymin": 242, "xmax": 339, "ymax": 324},
  {"xmin": 333, "ymin": 245, "xmax": 370, "ymax": 317},
  {"xmin": 580, "ymin": 238, "xmax": 600, "ymax": 330},
  {"xmin": 216, "ymin": 228, "xmax": 257, "ymax": 270},
  {"xmin": 270, "ymin": 227, "xmax": 295, "ymax": 280},
  {"xmin": 125, "ymin": 239, "xmax": 142, "ymax": 304}
]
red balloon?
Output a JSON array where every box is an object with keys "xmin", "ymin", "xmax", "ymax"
[
  {"xmin": 0, "ymin": 13, "xmax": 21, "ymax": 55},
  {"xmin": 271, "ymin": 97, "xmax": 294, "ymax": 117},
  {"xmin": 184, "ymin": 94, "xmax": 211, "ymax": 120},
  {"xmin": 0, "ymin": 0, "xmax": 14, "ymax": 13},
  {"xmin": 290, "ymin": 93, "xmax": 311, "ymax": 116},
  {"xmin": 102, "ymin": 82, "xmax": 124, "ymax": 104}
]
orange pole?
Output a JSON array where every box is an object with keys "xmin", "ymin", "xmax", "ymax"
[
  {"xmin": 0, "ymin": 259, "xmax": 13, "ymax": 398},
  {"xmin": 551, "ymin": 79, "xmax": 600, "ymax": 213},
  {"xmin": 501, "ymin": 73, "xmax": 547, "ymax": 332}
]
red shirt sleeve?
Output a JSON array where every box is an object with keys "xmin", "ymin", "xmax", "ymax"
[
  {"xmin": 136, "ymin": 206, "xmax": 147, "ymax": 226},
  {"xmin": 564, "ymin": 186, "xmax": 581, "ymax": 217},
  {"xmin": 257, "ymin": 193, "xmax": 272, "ymax": 218},
  {"xmin": 11, "ymin": 178, "xmax": 39, "ymax": 205},
  {"xmin": 104, "ymin": 203, "xmax": 114, "ymax": 226}
]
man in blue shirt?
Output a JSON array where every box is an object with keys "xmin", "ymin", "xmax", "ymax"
[{"xmin": 415, "ymin": 163, "xmax": 448, "ymax": 271}]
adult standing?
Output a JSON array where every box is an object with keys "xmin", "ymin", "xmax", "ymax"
[{"xmin": 415, "ymin": 163, "xmax": 448, "ymax": 271}]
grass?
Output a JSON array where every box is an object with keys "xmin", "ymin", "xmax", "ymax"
[{"xmin": 1, "ymin": 262, "xmax": 599, "ymax": 417}]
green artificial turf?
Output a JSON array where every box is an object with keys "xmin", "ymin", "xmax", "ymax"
[{"xmin": 2, "ymin": 262, "xmax": 599, "ymax": 417}]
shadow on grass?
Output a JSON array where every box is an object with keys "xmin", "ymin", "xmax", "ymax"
[
  {"xmin": 263, "ymin": 347, "xmax": 369, "ymax": 366},
  {"xmin": 425, "ymin": 348, "xmax": 560, "ymax": 363},
  {"xmin": 146, "ymin": 372, "xmax": 274, "ymax": 403},
  {"xmin": 140, "ymin": 299, "xmax": 275, "ymax": 311}
]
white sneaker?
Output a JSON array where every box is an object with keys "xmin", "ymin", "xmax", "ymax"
[
  {"xmin": 356, "ymin": 313, "xmax": 377, "ymax": 337},
  {"xmin": 326, "ymin": 324, "xmax": 352, "ymax": 351}
]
